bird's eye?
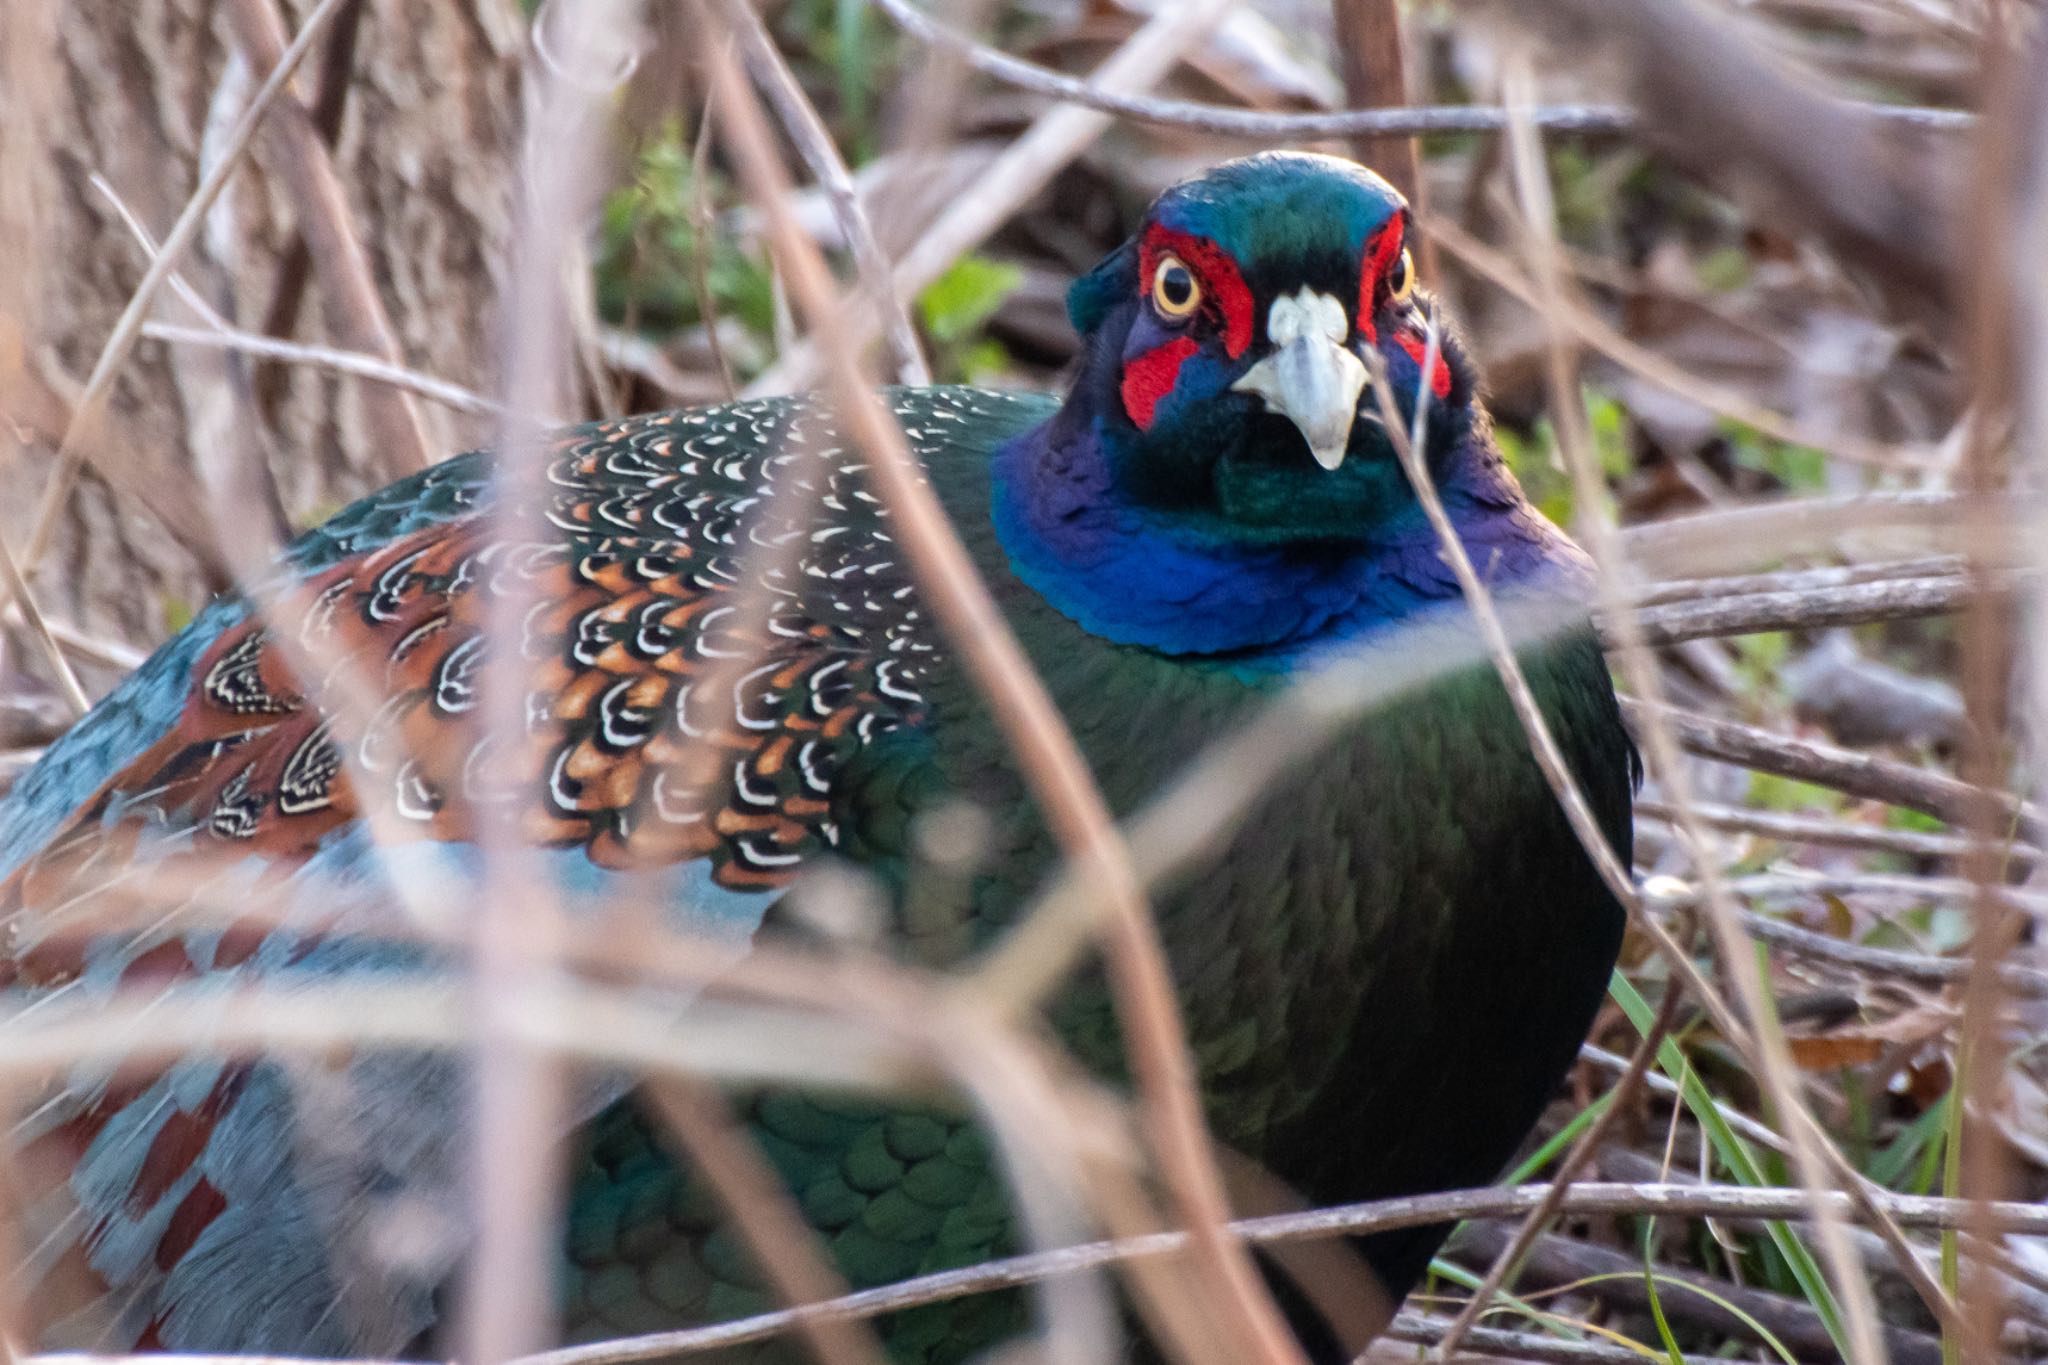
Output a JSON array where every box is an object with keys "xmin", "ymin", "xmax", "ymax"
[
  {"xmin": 1387, "ymin": 249, "xmax": 1416, "ymax": 306},
  {"xmin": 1151, "ymin": 256, "xmax": 1202, "ymax": 319}
]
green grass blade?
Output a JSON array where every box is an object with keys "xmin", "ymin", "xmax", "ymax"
[{"xmin": 1607, "ymin": 971, "xmax": 1851, "ymax": 1358}]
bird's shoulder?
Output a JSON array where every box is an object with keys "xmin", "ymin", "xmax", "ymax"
[{"xmin": 0, "ymin": 387, "xmax": 1057, "ymax": 897}]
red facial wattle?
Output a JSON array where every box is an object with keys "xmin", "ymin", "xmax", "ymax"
[
  {"xmin": 1119, "ymin": 226, "xmax": 1254, "ymax": 431},
  {"xmin": 1396, "ymin": 331, "xmax": 1453, "ymax": 400},
  {"xmin": 1121, "ymin": 336, "xmax": 1199, "ymax": 431},
  {"xmin": 1356, "ymin": 218, "xmax": 1405, "ymax": 344}
]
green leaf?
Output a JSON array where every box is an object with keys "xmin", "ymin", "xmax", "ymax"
[
  {"xmin": 1942, "ymin": 1041, "xmax": 1967, "ymax": 1365},
  {"xmin": 918, "ymin": 255, "xmax": 1023, "ymax": 344},
  {"xmin": 1695, "ymin": 245, "xmax": 1752, "ymax": 293},
  {"xmin": 1584, "ymin": 391, "xmax": 1633, "ymax": 480},
  {"xmin": 1719, "ymin": 417, "xmax": 1828, "ymax": 492},
  {"xmin": 161, "ymin": 595, "xmax": 194, "ymax": 634},
  {"xmin": 1866, "ymin": 1092, "xmax": 1950, "ymax": 1190}
]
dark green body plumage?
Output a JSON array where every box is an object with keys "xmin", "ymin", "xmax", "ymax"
[{"xmin": 554, "ymin": 394, "xmax": 1631, "ymax": 1359}]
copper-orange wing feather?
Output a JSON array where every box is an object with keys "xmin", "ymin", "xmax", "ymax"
[{"xmin": 0, "ymin": 388, "xmax": 1051, "ymax": 1354}]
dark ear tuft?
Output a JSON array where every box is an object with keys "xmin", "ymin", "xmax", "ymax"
[{"xmin": 1066, "ymin": 239, "xmax": 1138, "ymax": 336}]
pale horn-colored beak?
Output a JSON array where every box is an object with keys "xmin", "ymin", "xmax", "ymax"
[{"xmin": 1229, "ymin": 287, "xmax": 1369, "ymax": 471}]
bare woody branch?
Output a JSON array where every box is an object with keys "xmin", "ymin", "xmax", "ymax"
[
  {"xmin": 221, "ymin": 0, "xmax": 432, "ymax": 478},
  {"xmin": 1627, "ymin": 697, "xmax": 2048, "ymax": 844},
  {"xmin": 697, "ymin": 23, "xmax": 1305, "ymax": 1365},
  {"xmin": 868, "ymin": 0, "xmax": 1970, "ymax": 141},
  {"xmin": 18, "ymin": 0, "xmax": 355, "ymax": 577},
  {"xmin": 1476, "ymin": 0, "xmax": 1965, "ymax": 333}
]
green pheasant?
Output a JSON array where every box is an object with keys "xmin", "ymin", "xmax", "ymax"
[{"xmin": 0, "ymin": 152, "xmax": 1632, "ymax": 1361}]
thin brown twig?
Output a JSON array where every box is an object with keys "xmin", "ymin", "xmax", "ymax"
[
  {"xmin": 221, "ymin": 0, "xmax": 430, "ymax": 478},
  {"xmin": 497, "ymin": 1182, "xmax": 2048, "ymax": 1365},
  {"xmin": 1629, "ymin": 697, "xmax": 2048, "ymax": 843},
  {"xmin": 742, "ymin": 0, "xmax": 1239, "ymax": 397},
  {"xmin": 0, "ymin": 610, "xmax": 146, "ymax": 673},
  {"xmin": 8, "ymin": 1178, "xmax": 2048, "ymax": 1365},
  {"xmin": 1634, "ymin": 797, "xmax": 2042, "ymax": 866},
  {"xmin": 1447, "ymin": 1220, "xmax": 1948, "ymax": 1364},
  {"xmin": 17, "ymin": 0, "xmax": 353, "ymax": 579},
  {"xmin": 1423, "ymin": 214, "xmax": 1923, "ymax": 470},
  {"xmin": 685, "ymin": 97, "xmax": 736, "ymax": 401},
  {"xmin": 251, "ymin": 0, "xmax": 367, "ymax": 410},
  {"xmin": 1612, "ymin": 572, "xmax": 2009, "ymax": 648},
  {"xmin": 1949, "ymin": 20, "xmax": 2037, "ymax": 1360},
  {"xmin": 1710, "ymin": 906, "xmax": 2048, "ymax": 996},
  {"xmin": 716, "ymin": 0, "xmax": 927, "ymax": 386},
  {"xmin": 87, "ymin": 174, "xmax": 238, "ymax": 334},
  {"xmin": 1360, "ymin": 307, "xmax": 1738, "ymax": 1119},
  {"xmin": 0, "ymin": 521, "xmax": 87, "ymax": 717},
  {"xmin": 639, "ymin": 1081, "xmax": 891, "ymax": 1365},
  {"xmin": 865, "ymin": 0, "xmax": 1971, "ymax": 139},
  {"xmin": 1356, "ymin": 307, "xmax": 1895, "ymax": 1356},
  {"xmin": 1630, "ymin": 556, "xmax": 1966, "ymax": 608},
  {"xmin": 140, "ymin": 322, "xmax": 505, "ymax": 418},
  {"xmin": 1500, "ymin": 76, "xmax": 1957, "ymax": 1345},
  {"xmin": 1577, "ymin": 1043, "xmax": 1789, "ymax": 1153},
  {"xmin": 699, "ymin": 25, "xmax": 1303, "ymax": 1365},
  {"xmin": 1505, "ymin": 76, "xmax": 1915, "ymax": 1355}
]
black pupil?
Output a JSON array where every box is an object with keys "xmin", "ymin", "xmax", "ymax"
[{"xmin": 1160, "ymin": 266, "xmax": 1193, "ymax": 307}]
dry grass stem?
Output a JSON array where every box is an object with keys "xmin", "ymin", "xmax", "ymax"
[
  {"xmin": 0, "ymin": 527, "xmax": 87, "ymax": 716},
  {"xmin": 699, "ymin": 24, "xmax": 1303, "ymax": 1365},
  {"xmin": 1424, "ymin": 215, "xmax": 1922, "ymax": 470},
  {"xmin": 1946, "ymin": 26, "xmax": 2034, "ymax": 1362},
  {"xmin": 1500, "ymin": 71, "xmax": 1939, "ymax": 1354},
  {"xmin": 744, "ymin": 0, "xmax": 1240, "ymax": 397},
  {"xmin": 1432, "ymin": 982, "xmax": 1687, "ymax": 1358},
  {"xmin": 221, "ymin": 0, "xmax": 431, "ymax": 478},
  {"xmin": 1617, "ymin": 491, "xmax": 2039, "ymax": 579},
  {"xmin": 869, "ymin": 0, "xmax": 1970, "ymax": 140},
  {"xmin": 15, "ymin": 0, "xmax": 353, "ymax": 580},
  {"xmin": 640, "ymin": 1080, "xmax": 892, "ymax": 1365},
  {"xmin": 716, "ymin": 0, "xmax": 928, "ymax": 386},
  {"xmin": 1360, "ymin": 315, "xmax": 1734, "ymax": 1070},
  {"xmin": 140, "ymin": 322, "xmax": 506, "ymax": 417},
  {"xmin": 466, "ymin": 4, "xmax": 645, "ymax": 1360}
]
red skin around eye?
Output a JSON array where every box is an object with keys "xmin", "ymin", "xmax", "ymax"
[
  {"xmin": 1357, "ymin": 218, "xmax": 1405, "ymax": 343},
  {"xmin": 1396, "ymin": 331, "xmax": 1453, "ymax": 400},
  {"xmin": 1121, "ymin": 336, "xmax": 1200, "ymax": 430},
  {"xmin": 1138, "ymin": 225, "xmax": 1253, "ymax": 359}
]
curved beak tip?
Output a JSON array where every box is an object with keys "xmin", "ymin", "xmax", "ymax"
[
  {"xmin": 1232, "ymin": 336, "xmax": 1368, "ymax": 472},
  {"xmin": 1230, "ymin": 288, "xmax": 1369, "ymax": 472}
]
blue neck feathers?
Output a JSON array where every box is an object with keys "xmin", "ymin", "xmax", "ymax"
[{"xmin": 989, "ymin": 417, "xmax": 1580, "ymax": 664}]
